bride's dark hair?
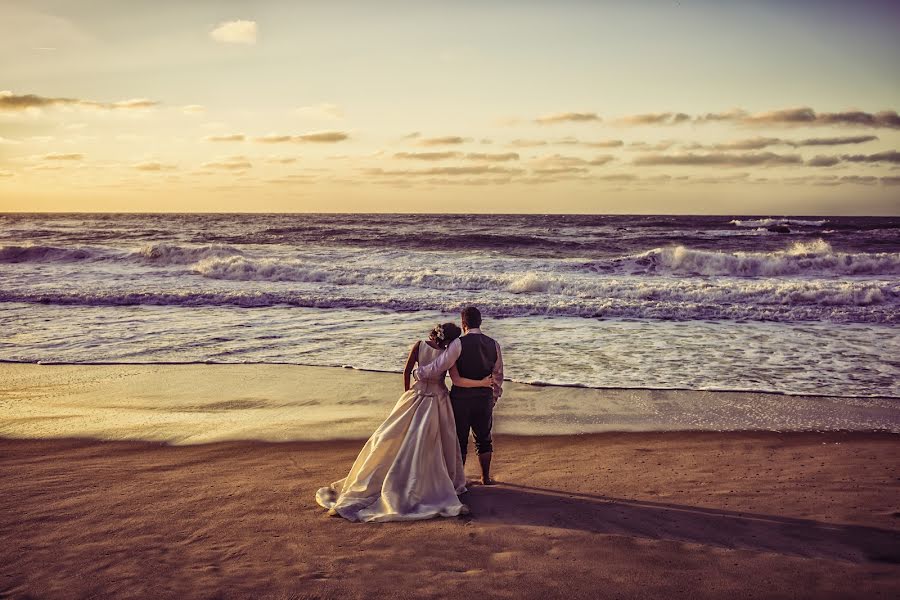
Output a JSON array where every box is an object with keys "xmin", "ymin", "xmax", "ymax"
[{"xmin": 429, "ymin": 322, "xmax": 462, "ymax": 349}]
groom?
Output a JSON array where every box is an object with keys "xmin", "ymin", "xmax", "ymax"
[{"xmin": 414, "ymin": 306, "xmax": 504, "ymax": 485}]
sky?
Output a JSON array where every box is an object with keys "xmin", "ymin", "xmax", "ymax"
[{"xmin": 1, "ymin": 0, "xmax": 899, "ymax": 214}]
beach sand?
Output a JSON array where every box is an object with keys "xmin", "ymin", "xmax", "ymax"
[
  {"xmin": 2, "ymin": 432, "xmax": 899, "ymax": 599},
  {"xmin": 1, "ymin": 364, "xmax": 899, "ymax": 598}
]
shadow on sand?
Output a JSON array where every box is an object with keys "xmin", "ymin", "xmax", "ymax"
[{"xmin": 464, "ymin": 482, "xmax": 900, "ymax": 564}]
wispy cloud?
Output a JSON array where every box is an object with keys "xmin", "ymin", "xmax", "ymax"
[
  {"xmin": 205, "ymin": 134, "xmax": 245, "ymax": 142},
  {"xmin": 209, "ymin": 20, "xmax": 257, "ymax": 45},
  {"xmin": 615, "ymin": 112, "xmax": 690, "ymax": 126},
  {"xmin": 791, "ymin": 135, "xmax": 878, "ymax": 146},
  {"xmin": 739, "ymin": 108, "xmax": 900, "ymax": 129},
  {"xmin": 840, "ymin": 150, "xmax": 900, "ymax": 164},
  {"xmin": 534, "ymin": 112, "xmax": 601, "ymax": 125},
  {"xmin": 806, "ymin": 155, "xmax": 842, "ymax": 167},
  {"xmin": 133, "ymin": 161, "xmax": 176, "ymax": 171},
  {"xmin": 508, "ymin": 137, "xmax": 623, "ymax": 148},
  {"xmin": 687, "ymin": 135, "xmax": 879, "ymax": 151},
  {"xmin": 253, "ymin": 131, "xmax": 349, "ymax": 143},
  {"xmin": 465, "ymin": 152, "xmax": 519, "ymax": 162},
  {"xmin": 201, "ymin": 157, "xmax": 252, "ymax": 170},
  {"xmin": 0, "ymin": 91, "xmax": 159, "ymax": 112},
  {"xmin": 182, "ymin": 105, "xmax": 206, "ymax": 115},
  {"xmin": 394, "ymin": 151, "xmax": 461, "ymax": 161},
  {"xmin": 42, "ymin": 152, "xmax": 83, "ymax": 160},
  {"xmin": 628, "ymin": 141, "xmax": 676, "ymax": 152},
  {"xmin": 634, "ymin": 152, "xmax": 802, "ymax": 167},
  {"xmin": 364, "ymin": 165, "xmax": 523, "ymax": 177},
  {"xmin": 415, "ymin": 136, "xmax": 470, "ymax": 146}
]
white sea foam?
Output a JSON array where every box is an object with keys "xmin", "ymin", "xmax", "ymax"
[
  {"xmin": 134, "ymin": 242, "xmax": 244, "ymax": 264},
  {"xmin": 621, "ymin": 240, "xmax": 900, "ymax": 277},
  {"xmin": 730, "ymin": 218, "xmax": 828, "ymax": 228}
]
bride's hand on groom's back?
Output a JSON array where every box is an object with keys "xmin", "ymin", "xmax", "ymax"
[{"xmin": 479, "ymin": 375, "xmax": 493, "ymax": 388}]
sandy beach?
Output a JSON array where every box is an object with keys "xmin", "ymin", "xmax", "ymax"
[
  {"xmin": 1, "ymin": 364, "xmax": 899, "ymax": 599},
  {"xmin": 2, "ymin": 432, "xmax": 899, "ymax": 599}
]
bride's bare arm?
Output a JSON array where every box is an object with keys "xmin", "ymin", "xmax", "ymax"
[
  {"xmin": 449, "ymin": 365, "xmax": 493, "ymax": 388},
  {"xmin": 413, "ymin": 337, "xmax": 461, "ymax": 381},
  {"xmin": 403, "ymin": 342, "xmax": 419, "ymax": 391}
]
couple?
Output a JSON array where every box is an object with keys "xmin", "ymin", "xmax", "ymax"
[{"xmin": 316, "ymin": 306, "xmax": 504, "ymax": 523}]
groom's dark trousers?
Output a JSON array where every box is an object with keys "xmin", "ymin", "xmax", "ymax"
[{"xmin": 449, "ymin": 333, "xmax": 498, "ymax": 463}]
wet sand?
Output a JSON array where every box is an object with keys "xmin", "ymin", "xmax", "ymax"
[
  {"xmin": 2, "ymin": 363, "xmax": 898, "ymax": 443},
  {"xmin": 2, "ymin": 432, "xmax": 899, "ymax": 599}
]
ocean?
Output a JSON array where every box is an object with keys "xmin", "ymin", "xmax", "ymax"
[{"xmin": 1, "ymin": 213, "xmax": 898, "ymax": 399}]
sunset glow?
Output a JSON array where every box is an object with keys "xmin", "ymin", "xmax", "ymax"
[{"xmin": 1, "ymin": 0, "xmax": 898, "ymax": 213}]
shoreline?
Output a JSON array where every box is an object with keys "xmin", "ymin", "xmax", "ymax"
[
  {"xmin": 2, "ymin": 359, "xmax": 898, "ymax": 401},
  {"xmin": 2, "ymin": 363, "xmax": 899, "ymax": 445}
]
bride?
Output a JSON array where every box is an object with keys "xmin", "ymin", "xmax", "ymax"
[{"xmin": 315, "ymin": 322, "xmax": 493, "ymax": 522}]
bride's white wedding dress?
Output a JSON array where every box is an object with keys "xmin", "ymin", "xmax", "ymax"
[{"xmin": 315, "ymin": 341, "xmax": 468, "ymax": 522}]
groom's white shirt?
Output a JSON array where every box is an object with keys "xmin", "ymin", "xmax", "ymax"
[{"xmin": 413, "ymin": 328, "xmax": 504, "ymax": 400}]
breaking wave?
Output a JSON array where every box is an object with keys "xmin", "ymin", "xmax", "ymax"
[
  {"xmin": 0, "ymin": 244, "xmax": 100, "ymax": 263},
  {"xmin": 730, "ymin": 218, "xmax": 828, "ymax": 228},
  {"xmin": 614, "ymin": 240, "xmax": 900, "ymax": 277},
  {"xmin": 133, "ymin": 243, "xmax": 244, "ymax": 265}
]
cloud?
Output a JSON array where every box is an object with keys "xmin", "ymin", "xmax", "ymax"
[
  {"xmin": 688, "ymin": 135, "xmax": 880, "ymax": 151},
  {"xmin": 530, "ymin": 154, "xmax": 615, "ymax": 169},
  {"xmin": 532, "ymin": 166, "xmax": 590, "ymax": 175},
  {"xmin": 297, "ymin": 131, "xmax": 348, "ymax": 143},
  {"xmin": 838, "ymin": 175, "xmax": 878, "ymax": 185},
  {"xmin": 508, "ymin": 139, "xmax": 548, "ymax": 148},
  {"xmin": 633, "ymin": 152, "xmax": 802, "ymax": 167},
  {"xmin": 840, "ymin": 151, "xmax": 900, "ymax": 164},
  {"xmin": 42, "ymin": 152, "xmax": 83, "ymax": 160},
  {"xmin": 0, "ymin": 91, "xmax": 159, "ymax": 112},
  {"xmin": 791, "ymin": 135, "xmax": 878, "ymax": 146},
  {"xmin": 615, "ymin": 112, "xmax": 689, "ymax": 126},
  {"xmin": 508, "ymin": 137, "xmax": 623, "ymax": 149},
  {"xmin": 576, "ymin": 139, "xmax": 624, "ymax": 148},
  {"xmin": 364, "ymin": 165, "xmax": 523, "ymax": 177},
  {"xmin": 0, "ymin": 136, "xmax": 21, "ymax": 145},
  {"xmin": 415, "ymin": 136, "xmax": 469, "ymax": 146},
  {"xmin": 265, "ymin": 156, "xmax": 298, "ymax": 164},
  {"xmin": 0, "ymin": 171, "xmax": 14, "ymax": 178},
  {"xmin": 534, "ymin": 112, "xmax": 601, "ymax": 125},
  {"xmin": 182, "ymin": 105, "xmax": 206, "ymax": 115},
  {"xmin": 209, "ymin": 20, "xmax": 257, "ymax": 45},
  {"xmin": 254, "ymin": 135, "xmax": 293, "ymax": 144},
  {"xmin": 394, "ymin": 151, "xmax": 461, "ymax": 161},
  {"xmin": 807, "ymin": 155, "xmax": 842, "ymax": 167},
  {"xmin": 205, "ymin": 134, "xmax": 245, "ymax": 142},
  {"xmin": 133, "ymin": 161, "xmax": 176, "ymax": 171},
  {"xmin": 628, "ymin": 140, "xmax": 676, "ymax": 151},
  {"xmin": 253, "ymin": 131, "xmax": 349, "ymax": 143},
  {"xmin": 706, "ymin": 137, "xmax": 783, "ymax": 151},
  {"xmin": 740, "ymin": 107, "xmax": 900, "ymax": 129},
  {"xmin": 295, "ymin": 103, "xmax": 343, "ymax": 120},
  {"xmin": 201, "ymin": 157, "xmax": 252, "ymax": 170},
  {"xmin": 465, "ymin": 152, "xmax": 519, "ymax": 162}
]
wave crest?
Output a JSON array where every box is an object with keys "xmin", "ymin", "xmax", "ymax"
[
  {"xmin": 730, "ymin": 218, "xmax": 828, "ymax": 228},
  {"xmin": 0, "ymin": 244, "xmax": 97, "ymax": 263},
  {"xmin": 624, "ymin": 240, "xmax": 900, "ymax": 277},
  {"xmin": 134, "ymin": 243, "xmax": 243, "ymax": 265}
]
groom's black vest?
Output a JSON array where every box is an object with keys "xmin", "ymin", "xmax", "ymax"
[{"xmin": 450, "ymin": 333, "xmax": 497, "ymax": 401}]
